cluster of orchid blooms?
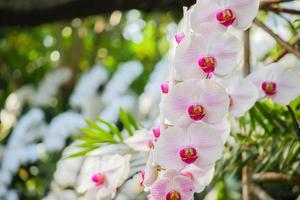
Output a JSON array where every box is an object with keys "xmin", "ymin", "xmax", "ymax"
[{"xmin": 78, "ymin": 0, "xmax": 300, "ymax": 199}]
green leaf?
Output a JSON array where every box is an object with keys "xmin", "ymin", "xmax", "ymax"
[
  {"xmin": 66, "ymin": 146, "xmax": 99, "ymax": 158},
  {"xmin": 96, "ymin": 117, "xmax": 123, "ymax": 141},
  {"xmin": 85, "ymin": 119, "xmax": 110, "ymax": 134},
  {"xmin": 127, "ymin": 112, "xmax": 139, "ymax": 130},
  {"xmin": 119, "ymin": 107, "xmax": 134, "ymax": 136},
  {"xmin": 80, "ymin": 128, "xmax": 116, "ymax": 143}
]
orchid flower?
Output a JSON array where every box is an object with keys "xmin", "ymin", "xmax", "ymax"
[
  {"xmin": 124, "ymin": 129, "xmax": 155, "ymax": 152},
  {"xmin": 153, "ymin": 124, "xmax": 223, "ymax": 170},
  {"xmin": 190, "ymin": 0, "xmax": 259, "ymax": 31},
  {"xmin": 217, "ymin": 73, "xmax": 259, "ymax": 117},
  {"xmin": 181, "ymin": 164, "xmax": 215, "ymax": 193},
  {"xmin": 150, "ymin": 170, "xmax": 195, "ymax": 200},
  {"xmin": 77, "ymin": 154, "xmax": 130, "ymax": 200},
  {"xmin": 248, "ymin": 63, "xmax": 300, "ymax": 105},
  {"xmin": 174, "ymin": 25, "xmax": 242, "ymax": 79},
  {"xmin": 162, "ymin": 79, "xmax": 229, "ymax": 125}
]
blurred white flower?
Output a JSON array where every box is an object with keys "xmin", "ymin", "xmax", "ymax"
[
  {"xmin": 29, "ymin": 68, "xmax": 72, "ymax": 107},
  {"xmin": 115, "ymin": 174, "xmax": 145, "ymax": 200},
  {"xmin": 69, "ymin": 65, "xmax": 108, "ymax": 117},
  {"xmin": 44, "ymin": 112, "xmax": 85, "ymax": 152},
  {"xmin": 77, "ymin": 154, "xmax": 131, "ymax": 199},
  {"xmin": 102, "ymin": 61, "xmax": 143, "ymax": 104},
  {"xmin": 54, "ymin": 146, "xmax": 84, "ymax": 188}
]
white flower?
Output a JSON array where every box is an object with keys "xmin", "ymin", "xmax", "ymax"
[
  {"xmin": 162, "ymin": 79, "xmax": 229, "ymax": 125},
  {"xmin": 77, "ymin": 154, "xmax": 131, "ymax": 200},
  {"xmin": 124, "ymin": 129, "xmax": 154, "ymax": 152},
  {"xmin": 54, "ymin": 146, "xmax": 84, "ymax": 188},
  {"xmin": 248, "ymin": 63, "xmax": 300, "ymax": 105},
  {"xmin": 153, "ymin": 124, "xmax": 223, "ymax": 170},
  {"xmin": 174, "ymin": 25, "xmax": 242, "ymax": 79},
  {"xmin": 150, "ymin": 170, "xmax": 195, "ymax": 200},
  {"xmin": 190, "ymin": 0, "xmax": 259, "ymax": 31}
]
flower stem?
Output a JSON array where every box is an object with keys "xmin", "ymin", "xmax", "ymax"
[{"xmin": 287, "ymin": 105, "xmax": 300, "ymax": 141}]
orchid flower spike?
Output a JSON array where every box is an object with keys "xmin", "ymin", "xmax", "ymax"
[
  {"xmin": 248, "ymin": 63, "xmax": 300, "ymax": 105},
  {"xmin": 174, "ymin": 24, "xmax": 242, "ymax": 79},
  {"xmin": 153, "ymin": 124, "xmax": 223, "ymax": 170},
  {"xmin": 190, "ymin": 0, "xmax": 259, "ymax": 31},
  {"xmin": 162, "ymin": 79, "xmax": 229, "ymax": 125},
  {"xmin": 150, "ymin": 170, "xmax": 195, "ymax": 200}
]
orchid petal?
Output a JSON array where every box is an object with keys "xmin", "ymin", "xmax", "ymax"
[
  {"xmin": 150, "ymin": 178, "xmax": 170, "ymax": 200},
  {"xmin": 188, "ymin": 123, "xmax": 224, "ymax": 167},
  {"xmin": 153, "ymin": 126, "xmax": 186, "ymax": 170},
  {"xmin": 228, "ymin": 0, "xmax": 260, "ymax": 30},
  {"xmin": 173, "ymin": 176, "xmax": 195, "ymax": 200}
]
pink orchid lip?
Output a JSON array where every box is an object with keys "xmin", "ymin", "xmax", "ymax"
[
  {"xmin": 198, "ymin": 56, "xmax": 217, "ymax": 74},
  {"xmin": 91, "ymin": 173, "xmax": 106, "ymax": 186},
  {"xmin": 175, "ymin": 33, "xmax": 185, "ymax": 44},
  {"xmin": 152, "ymin": 127, "xmax": 161, "ymax": 138},
  {"xmin": 262, "ymin": 81, "xmax": 277, "ymax": 96},
  {"xmin": 179, "ymin": 147, "xmax": 198, "ymax": 164},
  {"xmin": 188, "ymin": 104, "xmax": 206, "ymax": 121},
  {"xmin": 166, "ymin": 190, "xmax": 182, "ymax": 200},
  {"xmin": 216, "ymin": 8, "xmax": 236, "ymax": 27},
  {"xmin": 161, "ymin": 81, "xmax": 169, "ymax": 94}
]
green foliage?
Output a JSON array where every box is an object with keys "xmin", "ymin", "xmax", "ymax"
[
  {"xmin": 294, "ymin": 19, "xmax": 300, "ymax": 30},
  {"xmin": 209, "ymin": 99, "xmax": 300, "ymax": 200},
  {"xmin": 68, "ymin": 108, "xmax": 139, "ymax": 158}
]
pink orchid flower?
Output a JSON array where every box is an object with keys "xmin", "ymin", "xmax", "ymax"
[
  {"xmin": 174, "ymin": 26, "xmax": 242, "ymax": 79},
  {"xmin": 153, "ymin": 124, "xmax": 223, "ymax": 170},
  {"xmin": 150, "ymin": 170, "xmax": 195, "ymax": 200},
  {"xmin": 162, "ymin": 79, "xmax": 229, "ymax": 125},
  {"xmin": 181, "ymin": 164, "xmax": 215, "ymax": 193},
  {"xmin": 190, "ymin": 0, "xmax": 259, "ymax": 31},
  {"xmin": 77, "ymin": 154, "xmax": 130, "ymax": 200},
  {"xmin": 217, "ymin": 73, "xmax": 258, "ymax": 117},
  {"xmin": 248, "ymin": 63, "xmax": 300, "ymax": 105}
]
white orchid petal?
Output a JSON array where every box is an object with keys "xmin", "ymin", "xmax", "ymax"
[
  {"xmin": 153, "ymin": 126, "xmax": 185, "ymax": 170},
  {"xmin": 229, "ymin": 0, "xmax": 260, "ymax": 30},
  {"xmin": 188, "ymin": 123, "xmax": 224, "ymax": 167},
  {"xmin": 124, "ymin": 129, "xmax": 152, "ymax": 152}
]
